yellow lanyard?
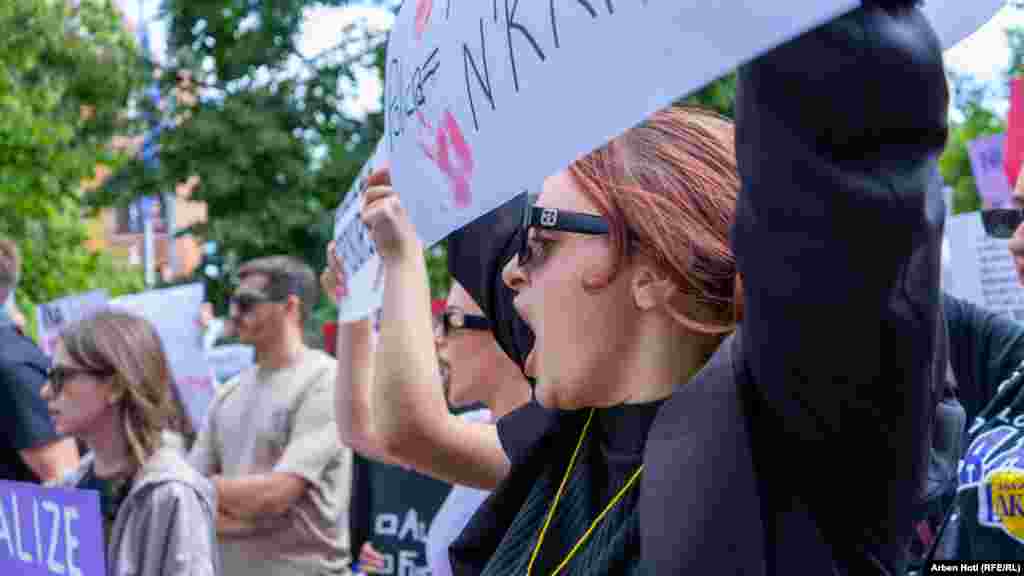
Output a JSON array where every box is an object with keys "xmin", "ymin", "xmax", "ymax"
[{"xmin": 525, "ymin": 408, "xmax": 645, "ymax": 576}]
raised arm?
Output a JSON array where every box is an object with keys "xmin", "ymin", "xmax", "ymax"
[
  {"xmin": 731, "ymin": 3, "xmax": 947, "ymax": 561},
  {"xmin": 360, "ymin": 171, "xmax": 510, "ymax": 490},
  {"xmin": 322, "ymin": 243, "xmax": 399, "ymax": 466}
]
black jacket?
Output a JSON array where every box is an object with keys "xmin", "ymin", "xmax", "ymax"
[{"xmin": 0, "ymin": 324, "xmax": 59, "ymax": 483}]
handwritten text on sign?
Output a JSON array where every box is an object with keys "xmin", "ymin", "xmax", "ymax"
[
  {"xmin": 333, "ymin": 140, "xmax": 388, "ymax": 323},
  {"xmin": 384, "ymin": 0, "xmax": 1002, "ymax": 248},
  {"xmin": 0, "ymin": 480, "xmax": 105, "ymax": 576},
  {"xmin": 945, "ymin": 212, "xmax": 1024, "ymax": 322}
]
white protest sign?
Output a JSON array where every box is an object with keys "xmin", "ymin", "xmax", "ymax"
[
  {"xmin": 945, "ymin": 212, "xmax": 1024, "ymax": 321},
  {"xmin": 333, "ymin": 140, "xmax": 389, "ymax": 323},
  {"xmin": 110, "ymin": 284, "xmax": 215, "ymax": 428},
  {"xmin": 384, "ymin": 0, "xmax": 1003, "ymax": 247},
  {"xmin": 34, "ymin": 290, "xmax": 109, "ymax": 357}
]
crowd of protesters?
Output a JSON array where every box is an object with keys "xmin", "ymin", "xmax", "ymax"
[{"xmin": 5, "ymin": 3, "xmax": 1024, "ymax": 575}]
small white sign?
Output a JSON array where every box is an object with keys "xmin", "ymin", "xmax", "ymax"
[
  {"xmin": 333, "ymin": 140, "xmax": 389, "ymax": 323},
  {"xmin": 945, "ymin": 212, "xmax": 1024, "ymax": 321}
]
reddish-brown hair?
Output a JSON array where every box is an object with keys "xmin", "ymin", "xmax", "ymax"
[{"xmin": 569, "ymin": 104, "xmax": 742, "ymax": 336}]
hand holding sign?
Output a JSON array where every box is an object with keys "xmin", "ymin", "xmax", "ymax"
[{"xmin": 361, "ymin": 169, "xmax": 422, "ymax": 264}]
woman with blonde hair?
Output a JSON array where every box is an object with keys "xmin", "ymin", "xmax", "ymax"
[{"xmin": 43, "ymin": 310, "xmax": 219, "ymax": 576}]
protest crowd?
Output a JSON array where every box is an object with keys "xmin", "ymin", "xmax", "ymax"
[{"xmin": 9, "ymin": 1, "xmax": 1024, "ymax": 575}]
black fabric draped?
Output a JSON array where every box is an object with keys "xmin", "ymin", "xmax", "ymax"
[{"xmin": 449, "ymin": 3, "xmax": 947, "ymax": 574}]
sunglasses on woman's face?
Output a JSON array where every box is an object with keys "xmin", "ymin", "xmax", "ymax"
[
  {"xmin": 982, "ymin": 209, "xmax": 1024, "ymax": 239},
  {"xmin": 46, "ymin": 365, "xmax": 112, "ymax": 397},
  {"xmin": 435, "ymin": 308, "xmax": 490, "ymax": 337},
  {"xmin": 517, "ymin": 192, "xmax": 612, "ymax": 268}
]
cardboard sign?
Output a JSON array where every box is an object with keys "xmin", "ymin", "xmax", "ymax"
[
  {"xmin": 110, "ymin": 284, "xmax": 215, "ymax": 428},
  {"xmin": 34, "ymin": 291, "xmax": 109, "ymax": 357},
  {"xmin": 945, "ymin": 212, "xmax": 1024, "ymax": 321},
  {"xmin": 0, "ymin": 480, "xmax": 105, "ymax": 576},
  {"xmin": 968, "ymin": 133, "xmax": 1013, "ymax": 209},
  {"xmin": 384, "ymin": 0, "xmax": 1003, "ymax": 248},
  {"xmin": 333, "ymin": 140, "xmax": 389, "ymax": 323}
]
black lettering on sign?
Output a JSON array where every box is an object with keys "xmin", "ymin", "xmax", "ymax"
[
  {"xmin": 387, "ymin": 57, "xmax": 405, "ymax": 145},
  {"xmin": 408, "ymin": 47, "xmax": 441, "ymax": 118},
  {"xmin": 550, "ymin": 0, "xmax": 597, "ymax": 49},
  {"xmin": 505, "ymin": 0, "xmax": 546, "ymax": 93},
  {"xmin": 463, "ymin": 18, "xmax": 497, "ymax": 131},
  {"xmin": 605, "ymin": 0, "xmax": 614, "ymax": 14}
]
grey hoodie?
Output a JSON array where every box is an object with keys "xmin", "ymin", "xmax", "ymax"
[{"xmin": 55, "ymin": 432, "xmax": 220, "ymax": 576}]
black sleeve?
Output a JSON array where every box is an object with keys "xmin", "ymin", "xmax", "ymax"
[
  {"xmin": 0, "ymin": 359, "xmax": 61, "ymax": 452},
  {"xmin": 731, "ymin": 4, "xmax": 947, "ymax": 558},
  {"xmin": 945, "ymin": 293, "xmax": 1024, "ymax": 420}
]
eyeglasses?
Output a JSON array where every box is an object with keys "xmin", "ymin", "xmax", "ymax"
[
  {"xmin": 435, "ymin": 308, "xmax": 490, "ymax": 337},
  {"xmin": 46, "ymin": 364, "xmax": 112, "ymax": 397},
  {"xmin": 982, "ymin": 209, "xmax": 1024, "ymax": 239},
  {"xmin": 229, "ymin": 291, "xmax": 286, "ymax": 316},
  {"xmin": 517, "ymin": 191, "xmax": 612, "ymax": 268}
]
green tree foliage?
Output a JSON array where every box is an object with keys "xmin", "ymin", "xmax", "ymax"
[
  {"xmin": 89, "ymin": 0, "xmax": 398, "ymax": 326},
  {"xmin": 939, "ymin": 72, "xmax": 1007, "ymax": 215},
  {"xmin": 0, "ymin": 0, "xmax": 146, "ymax": 334}
]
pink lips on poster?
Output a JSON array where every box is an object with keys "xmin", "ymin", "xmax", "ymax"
[
  {"xmin": 414, "ymin": 0, "xmax": 432, "ymax": 41},
  {"xmin": 417, "ymin": 110, "xmax": 475, "ymax": 209}
]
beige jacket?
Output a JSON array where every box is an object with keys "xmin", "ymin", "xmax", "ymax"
[{"xmin": 56, "ymin": 432, "xmax": 220, "ymax": 576}]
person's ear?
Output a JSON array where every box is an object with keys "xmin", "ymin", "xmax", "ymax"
[{"xmin": 630, "ymin": 265, "xmax": 676, "ymax": 312}]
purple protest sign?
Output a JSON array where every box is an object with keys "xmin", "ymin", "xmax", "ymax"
[
  {"xmin": 0, "ymin": 480, "xmax": 105, "ymax": 576},
  {"xmin": 968, "ymin": 133, "xmax": 1013, "ymax": 209}
]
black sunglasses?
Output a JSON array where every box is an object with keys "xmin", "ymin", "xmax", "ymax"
[
  {"xmin": 435, "ymin": 308, "xmax": 490, "ymax": 337},
  {"xmin": 517, "ymin": 191, "xmax": 612, "ymax": 268},
  {"xmin": 229, "ymin": 291, "xmax": 287, "ymax": 316},
  {"xmin": 982, "ymin": 209, "xmax": 1024, "ymax": 239},
  {"xmin": 47, "ymin": 364, "xmax": 112, "ymax": 396}
]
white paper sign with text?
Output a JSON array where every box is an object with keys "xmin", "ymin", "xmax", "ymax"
[
  {"xmin": 945, "ymin": 212, "xmax": 1024, "ymax": 321},
  {"xmin": 385, "ymin": 0, "xmax": 1003, "ymax": 247},
  {"xmin": 110, "ymin": 284, "xmax": 215, "ymax": 428},
  {"xmin": 333, "ymin": 140, "xmax": 389, "ymax": 323}
]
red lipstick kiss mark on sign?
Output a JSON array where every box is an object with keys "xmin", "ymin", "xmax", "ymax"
[
  {"xmin": 418, "ymin": 110, "xmax": 474, "ymax": 209},
  {"xmin": 415, "ymin": 0, "xmax": 433, "ymax": 41}
]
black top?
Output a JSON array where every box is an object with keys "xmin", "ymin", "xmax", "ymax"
[
  {"xmin": 468, "ymin": 402, "xmax": 661, "ymax": 576},
  {"xmin": 940, "ymin": 294, "xmax": 1024, "ymax": 562},
  {"xmin": 450, "ymin": 4, "xmax": 948, "ymax": 575},
  {"xmin": 944, "ymin": 293, "xmax": 1024, "ymax": 422},
  {"xmin": 0, "ymin": 325, "xmax": 60, "ymax": 483}
]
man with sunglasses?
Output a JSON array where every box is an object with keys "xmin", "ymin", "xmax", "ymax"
[
  {"xmin": 189, "ymin": 255, "xmax": 352, "ymax": 576},
  {"xmin": 0, "ymin": 237, "xmax": 80, "ymax": 485}
]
